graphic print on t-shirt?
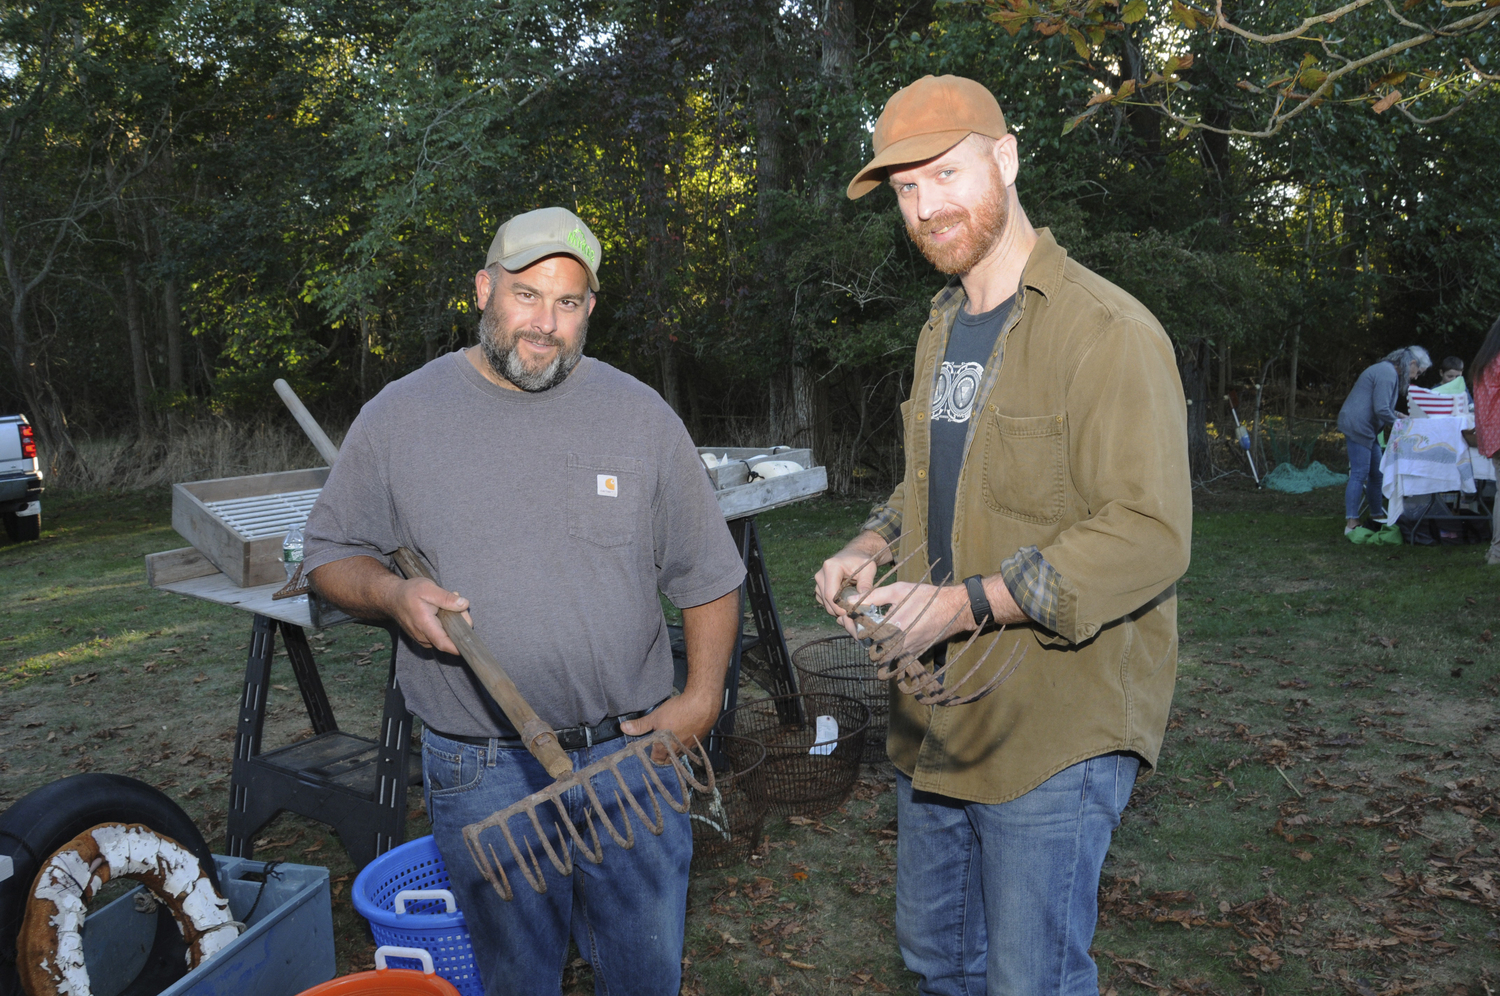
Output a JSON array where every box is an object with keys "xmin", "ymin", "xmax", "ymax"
[{"xmin": 931, "ymin": 361, "xmax": 986, "ymax": 423}]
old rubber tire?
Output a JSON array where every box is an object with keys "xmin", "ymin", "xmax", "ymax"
[
  {"xmin": 1, "ymin": 512, "xmax": 38, "ymax": 543},
  {"xmin": 0, "ymin": 774, "xmax": 218, "ymax": 996}
]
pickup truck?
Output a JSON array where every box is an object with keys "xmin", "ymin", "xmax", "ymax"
[{"xmin": 0, "ymin": 415, "xmax": 43, "ymax": 541}]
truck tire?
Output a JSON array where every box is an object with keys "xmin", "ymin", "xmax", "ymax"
[
  {"xmin": 0, "ymin": 774, "xmax": 218, "ymax": 996},
  {"xmin": 2, "ymin": 511, "xmax": 39, "ymax": 543}
]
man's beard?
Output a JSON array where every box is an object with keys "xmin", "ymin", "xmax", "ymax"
[
  {"xmin": 907, "ymin": 179, "xmax": 1008, "ymax": 276},
  {"xmin": 478, "ymin": 303, "xmax": 587, "ymax": 393}
]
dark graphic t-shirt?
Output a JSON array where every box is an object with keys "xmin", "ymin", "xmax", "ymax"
[{"xmin": 927, "ymin": 296, "xmax": 1012, "ymax": 586}]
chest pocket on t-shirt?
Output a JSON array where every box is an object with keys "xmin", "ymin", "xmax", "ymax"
[
  {"xmin": 567, "ymin": 453, "xmax": 646, "ymax": 548},
  {"xmin": 979, "ymin": 411, "xmax": 1066, "ymax": 524}
]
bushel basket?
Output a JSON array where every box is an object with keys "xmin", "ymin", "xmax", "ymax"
[
  {"xmin": 716, "ymin": 693, "xmax": 869, "ymax": 820},
  {"xmin": 690, "ymin": 735, "xmax": 769, "ymax": 870},
  {"xmin": 792, "ymin": 635, "xmax": 888, "ymax": 764}
]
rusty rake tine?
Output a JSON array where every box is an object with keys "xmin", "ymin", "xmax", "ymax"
[
  {"xmin": 553, "ymin": 790, "xmax": 605, "ymax": 864},
  {"xmin": 614, "ymin": 745, "xmax": 666, "ymax": 834},
  {"xmin": 464, "ymin": 829, "xmax": 514, "ymax": 901},
  {"xmin": 929, "ymin": 603, "xmax": 990, "ymax": 683},
  {"xmin": 848, "ymin": 539, "xmax": 928, "ymax": 617},
  {"xmin": 637, "ymin": 737, "xmax": 697, "ymax": 814},
  {"xmin": 876, "ymin": 561, "xmax": 941, "ymax": 622},
  {"xmin": 523, "ymin": 801, "xmax": 572, "ymax": 879},
  {"xmin": 501, "ymin": 821, "xmax": 550, "ymax": 895},
  {"xmin": 672, "ymin": 735, "xmax": 715, "ymax": 795},
  {"xmin": 580, "ymin": 775, "xmax": 636, "ymax": 849},
  {"xmin": 872, "ymin": 569, "xmax": 951, "ymax": 663},
  {"xmin": 933, "ymin": 633, "xmax": 1028, "ymax": 706}
]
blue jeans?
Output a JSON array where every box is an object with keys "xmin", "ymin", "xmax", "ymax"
[
  {"xmin": 1346, "ymin": 441, "xmax": 1384, "ymax": 520},
  {"xmin": 895, "ymin": 752, "xmax": 1140, "ymax": 996},
  {"xmin": 422, "ymin": 728, "xmax": 692, "ymax": 996}
]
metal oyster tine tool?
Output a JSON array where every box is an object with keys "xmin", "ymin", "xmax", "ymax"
[
  {"xmin": 273, "ymin": 379, "xmax": 715, "ymax": 900},
  {"xmin": 832, "ymin": 535, "xmax": 1025, "ymax": 707}
]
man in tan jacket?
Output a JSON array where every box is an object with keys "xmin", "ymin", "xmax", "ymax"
[{"xmin": 815, "ymin": 76, "xmax": 1191, "ymax": 995}]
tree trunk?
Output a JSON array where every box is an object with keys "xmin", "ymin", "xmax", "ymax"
[
  {"xmin": 659, "ymin": 341, "xmax": 681, "ymax": 416},
  {"xmin": 1178, "ymin": 338, "xmax": 1212, "ymax": 480},
  {"xmin": 121, "ymin": 253, "xmax": 152, "ymax": 432},
  {"xmin": 162, "ymin": 276, "xmax": 183, "ymax": 392},
  {"xmin": 790, "ymin": 363, "xmax": 815, "ymax": 452},
  {"xmin": 1287, "ymin": 329, "xmax": 1300, "ymax": 423}
]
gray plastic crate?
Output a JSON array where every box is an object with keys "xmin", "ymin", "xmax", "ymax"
[{"xmin": 80, "ymin": 855, "xmax": 334, "ymax": 996}]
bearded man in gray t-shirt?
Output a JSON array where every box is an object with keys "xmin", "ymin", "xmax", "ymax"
[{"xmin": 304, "ymin": 207, "xmax": 745, "ymax": 996}]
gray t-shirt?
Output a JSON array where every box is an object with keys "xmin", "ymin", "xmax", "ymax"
[
  {"xmin": 303, "ymin": 352, "xmax": 746, "ymax": 735},
  {"xmin": 927, "ymin": 296, "xmax": 1012, "ymax": 585}
]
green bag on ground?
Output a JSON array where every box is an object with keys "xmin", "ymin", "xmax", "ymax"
[{"xmin": 1265, "ymin": 461, "xmax": 1350, "ymax": 494}]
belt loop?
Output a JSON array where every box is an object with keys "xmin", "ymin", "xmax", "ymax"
[{"xmin": 486, "ymin": 737, "xmax": 497, "ymax": 767}]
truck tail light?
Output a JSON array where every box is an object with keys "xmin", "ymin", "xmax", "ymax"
[{"xmin": 19, "ymin": 423, "xmax": 36, "ymax": 460}]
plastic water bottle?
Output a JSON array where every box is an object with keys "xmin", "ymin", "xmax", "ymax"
[{"xmin": 282, "ymin": 522, "xmax": 305, "ymax": 581}]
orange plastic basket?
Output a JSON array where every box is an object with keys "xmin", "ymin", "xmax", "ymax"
[{"xmin": 296, "ymin": 947, "xmax": 462, "ymax": 996}]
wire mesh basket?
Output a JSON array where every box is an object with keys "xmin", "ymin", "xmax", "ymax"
[
  {"xmin": 690, "ymin": 735, "xmax": 768, "ymax": 870},
  {"xmin": 792, "ymin": 636, "xmax": 888, "ymax": 764},
  {"xmin": 716, "ymin": 693, "xmax": 869, "ymax": 820}
]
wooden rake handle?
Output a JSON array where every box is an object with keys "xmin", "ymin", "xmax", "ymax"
[{"xmin": 392, "ymin": 547, "xmax": 573, "ymax": 781}]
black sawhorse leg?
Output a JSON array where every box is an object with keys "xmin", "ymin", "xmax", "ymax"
[
  {"xmin": 226, "ymin": 615, "xmax": 415, "ymax": 870},
  {"xmin": 716, "ymin": 517, "xmax": 802, "ymax": 742}
]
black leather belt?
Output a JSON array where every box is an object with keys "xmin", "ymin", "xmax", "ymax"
[{"xmin": 431, "ymin": 709, "xmax": 649, "ymax": 752}]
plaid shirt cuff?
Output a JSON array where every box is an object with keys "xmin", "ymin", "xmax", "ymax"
[
  {"xmin": 860, "ymin": 504, "xmax": 902, "ymax": 545},
  {"xmin": 999, "ymin": 545, "xmax": 1063, "ymax": 633}
]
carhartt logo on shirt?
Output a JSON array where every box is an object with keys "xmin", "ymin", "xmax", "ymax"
[{"xmin": 597, "ymin": 474, "xmax": 618, "ymax": 497}]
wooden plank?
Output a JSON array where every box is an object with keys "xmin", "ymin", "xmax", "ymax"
[
  {"xmin": 172, "ymin": 483, "xmax": 251, "ymax": 585},
  {"xmin": 176, "ymin": 467, "xmax": 329, "ymax": 504},
  {"xmin": 696, "ymin": 447, "xmax": 812, "ymax": 465},
  {"xmin": 144, "ymin": 547, "xmax": 218, "ymax": 587},
  {"xmin": 715, "ymin": 466, "xmax": 828, "ymax": 519},
  {"xmin": 149, "ymin": 566, "xmax": 352, "ymax": 630}
]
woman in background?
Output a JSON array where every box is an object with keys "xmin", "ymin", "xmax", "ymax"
[
  {"xmin": 1470, "ymin": 318, "xmax": 1500, "ymax": 565},
  {"xmin": 1337, "ymin": 346, "xmax": 1431, "ymax": 536}
]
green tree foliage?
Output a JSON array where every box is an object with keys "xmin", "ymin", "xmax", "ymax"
[{"xmin": 1, "ymin": 0, "xmax": 1495, "ymax": 486}]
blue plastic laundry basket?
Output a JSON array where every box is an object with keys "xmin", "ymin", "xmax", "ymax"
[{"xmin": 352, "ymin": 837, "xmax": 482, "ymax": 996}]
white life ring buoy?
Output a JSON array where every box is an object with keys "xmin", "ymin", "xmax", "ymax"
[{"xmin": 18, "ymin": 823, "xmax": 237, "ymax": 996}]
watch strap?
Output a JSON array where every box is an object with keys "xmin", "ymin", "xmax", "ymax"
[{"xmin": 963, "ymin": 575, "xmax": 992, "ymax": 630}]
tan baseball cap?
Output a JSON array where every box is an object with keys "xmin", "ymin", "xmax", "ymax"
[
  {"xmin": 485, "ymin": 207, "xmax": 602, "ymax": 291},
  {"xmin": 846, "ymin": 76, "xmax": 1008, "ymax": 200}
]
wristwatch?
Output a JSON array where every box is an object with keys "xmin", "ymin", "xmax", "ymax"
[{"xmin": 963, "ymin": 575, "xmax": 993, "ymax": 630}]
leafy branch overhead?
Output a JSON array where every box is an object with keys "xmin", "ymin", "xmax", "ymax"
[{"xmin": 975, "ymin": 0, "xmax": 1499, "ymax": 136}]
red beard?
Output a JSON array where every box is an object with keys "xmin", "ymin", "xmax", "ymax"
[{"xmin": 906, "ymin": 182, "xmax": 1008, "ymax": 276}]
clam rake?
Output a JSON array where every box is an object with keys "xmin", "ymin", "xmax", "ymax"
[{"xmin": 392, "ymin": 548, "xmax": 714, "ymax": 900}]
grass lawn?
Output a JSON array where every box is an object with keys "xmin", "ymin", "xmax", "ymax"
[{"xmin": 2, "ymin": 483, "xmax": 1498, "ymax": 994}]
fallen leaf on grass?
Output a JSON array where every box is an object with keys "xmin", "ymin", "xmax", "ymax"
[
  {"xmin": 1294, "ymin": 850, "xmax": 1313, "ymax": 861},
  {"xmin": 68, "ymin": 672, "xmax": 97, "ymax": 687},
  {"xmin": 1483, "ymin": 630, "xmax": 1493, "ymax": 643},
  {"xmin": 301, "ymin": 840, "xmax": 324, "ymax": 856},
  {"xmin": 193, "ymin": 672, "xmax": 208, "ymax": 684},
  {"xmin": 1246, "ymin": 944, "xmax": 1283, "ymax": 971}
]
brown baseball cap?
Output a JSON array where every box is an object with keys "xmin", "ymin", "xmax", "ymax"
[
  {"xmin": 846, "ymin": 75, "xmax": 1008, "ymax": 200},
  {"xmin": 485, "ymin": 207, "xmax": 602, "ymax": 291}
]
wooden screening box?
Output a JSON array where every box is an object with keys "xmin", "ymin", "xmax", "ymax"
[
  {"xmin": 172, "ymin": 468, "xmax": 329, "ymax": 587},
  {"xmin": 697, "ymin": 447, "xmax": 827, "ymax": 520}
]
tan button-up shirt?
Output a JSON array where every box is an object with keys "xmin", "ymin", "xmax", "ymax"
[{"xmin": 868, "ymin": 229, "xmax": 1192, "ymax": 804}]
